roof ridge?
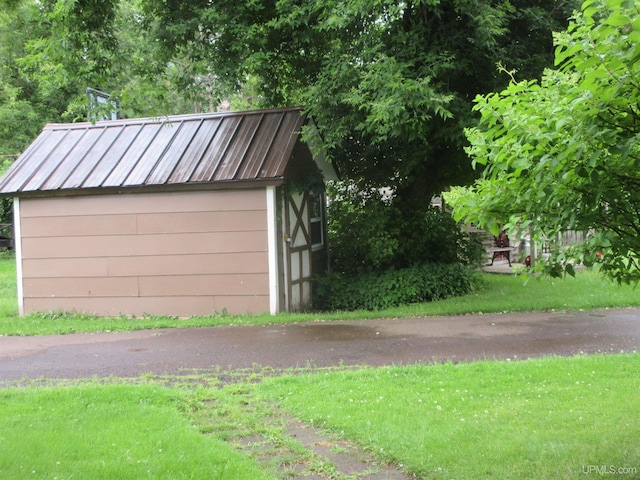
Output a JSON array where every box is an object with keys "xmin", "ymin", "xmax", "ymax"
[{"xmin": 43, "ymin": 106, "xmax": 304, "ymax": 131}]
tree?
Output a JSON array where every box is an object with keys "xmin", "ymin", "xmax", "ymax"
[
  {"xmin": 0, "ymin": 0, "xmax": 578, "ymax": 269},
  {"xmin": 0, "ymin": 0, "xmax": 204, "ymax": 127},
  {"xmin": 137, "ymin": 0, "xmax": 576, "ymax": 203},
  {"xmin": 0, "ymin": 0, "xmax": 202, "ymax": 222},
  {"xmin": 131, "ymin": 0, "xmax": 576, "ymax": 271},
  {"xmin": 451, "ymin": 0, "xmax": 640, "ymax": 283}
]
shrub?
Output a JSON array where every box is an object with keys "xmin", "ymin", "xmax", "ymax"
[
  {"xmin": 326, "ymin": 181, "xmax": 485, "ymax": 274},
  {"xmin": 313, "ymin": 262, "xmax": 475, "ymax": 311}
]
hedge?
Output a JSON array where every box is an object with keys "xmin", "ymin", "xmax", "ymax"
[{"xmin": 313, "ymin": 263, "xmax": 475, "ymax": 311}]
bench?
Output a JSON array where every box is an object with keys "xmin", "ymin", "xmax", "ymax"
[{"xmin": 487, "ymin": 246, "xmax": 517, "ymax": 266}]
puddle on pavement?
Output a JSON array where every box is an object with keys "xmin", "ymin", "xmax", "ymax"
[{"xmin": 285, "ymin": 324, "xmax": 379, "ymax": 342}]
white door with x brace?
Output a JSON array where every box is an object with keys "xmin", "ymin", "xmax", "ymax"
[{"xmin": 284, "ymin": 191, "xmax": 312, "ymax": 311}]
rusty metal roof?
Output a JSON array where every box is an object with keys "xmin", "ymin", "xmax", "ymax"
[{"xmin": 0, "ymin": 107, "xmax": 308, "ymax": 197}]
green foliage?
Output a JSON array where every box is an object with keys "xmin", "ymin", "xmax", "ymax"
[
  {"xmin": 0, "ymin": 0, "xmax": 207, "ymax": 151},
  {"xmin": 125, "ymin": 0, "xmax": 578, "ymax": 210},
  {"xmin": 0, "ymin": 0, "xmax": 578, "ymax": 277},
  {"xmin": 327, "ymin": 182, "xmax": 485, "ymax": 274},
  {"xmin": 313, "ymin": 263, "xmax": 475, "ymax": 311},
  {"xmin": 452, "ymin": 0, "xmax": 640, "ymax": 284}
]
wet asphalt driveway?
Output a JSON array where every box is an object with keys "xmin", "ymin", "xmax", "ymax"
[{"xmin": 0, "ymin": 308, "xmax": 639, "ymax": 382}]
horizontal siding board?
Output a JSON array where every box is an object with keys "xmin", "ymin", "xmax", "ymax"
[
  {"xmin": 22, "ymin": 294, "xmax": 269, "ymax": 317},
  {"xmin": 21, "ymin": 253, "xmax": 268, "ymax": 278},
  {"xmin": 20, "ymin": 211, "xmax": 266, "ymax": 237},
  {"xmin": 23, "ymin": 296, "xmax": 217, "ymax": 317},
  {"xmin": 136, "ymin": 210, "xmax": 266, "ymax": 234},
  {"xmin": 107, "ymin": 252, "xmax": 268, "ymax": 276},
  {"xmin": 21, "ymin": 214, "xmax": 138, "ymax": 238},
  {"xmin": 139, "ymin": 273, "xmax": 269, "ymax": 296},
  {"xmin": 22, "ymin": 257, "xmax": 110, "ymax": 278},
  {"xmin": 21, "ymin": 231, "xmax": 267, "ymax": 259},
  {"xmin": 19, "ymin": 189, "xmax": 266, "ymax": 217},
  {"xmin": 24, "ymin": 277, "xmax": 139, "ymax": 298}
]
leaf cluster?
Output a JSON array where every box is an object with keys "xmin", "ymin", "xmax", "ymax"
[
  {"xmin": 132, "ymin": 0, "xmax": 577, "ymax": 205},
  {"xmin": 453, "ymin": 0, "xmax": 640, "ymax": 283},
  {"xmin": 313, "ymin": 262, "xmax": 476, "ymax": 311},
  {"xmin": 327, "ymin": 181, "xmax": 485, "ymax": 274}
]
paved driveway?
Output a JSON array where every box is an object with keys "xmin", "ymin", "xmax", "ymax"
[{"xmin": 0, "ymin": 308, "xmax": 638, "ymax": 382}]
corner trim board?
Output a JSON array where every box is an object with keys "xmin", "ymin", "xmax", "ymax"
[
  {"xmin": 266, "ymin": 186, "xmax": 279, "ymax": 314},
  {"xmin": 14, "ymin": 197, "xmax": 24, "ymax": 316}
]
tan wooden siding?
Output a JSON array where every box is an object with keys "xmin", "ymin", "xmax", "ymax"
[
  {"xmin": 19, "ymin": 189, "xmax": 271, "ymax": 316},
  {"xmin": 23, "ymin": 295, "xmax": 269, "ymax": 318}
]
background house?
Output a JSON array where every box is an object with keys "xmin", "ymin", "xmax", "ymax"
[{"xmin": 0, "ymin": 107, "xmax": 337, "ymax": 317}]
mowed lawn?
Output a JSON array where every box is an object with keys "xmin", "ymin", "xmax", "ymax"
[
  {"xmin": 3, "ymin": 354, "xmax": 637, "ymax": 479},
  {"xmin": 0, "ymin": 252, "xmax": 639, "ymax": 478},
  {"xmin": 0, "ymin": 384, "xmax": 273, "ymax": 480},
  {"xmin": 257, "ymin": 354, "xmax": 640, "ymax": 479}
]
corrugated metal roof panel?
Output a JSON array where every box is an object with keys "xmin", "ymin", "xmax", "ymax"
[
  {"xmin": 60, "ymin": 125, "xmax": 122, "ymax": 189},
  {"xmin": 212, "ymin": 114, "xmax": 262, "ymax": 182},
  {"xmin": 103, "ymin": 123, "xmax": 161, "ymax": 187},
  {"xmin": 0, "ymin": 130, "xmax": 57, "ymax": 193},
  {"xmin": 166, "ymin": 118, "xmax": 222, "ymax": 184},
  {"xmin": 188, "ymin": 115, "xmax": 241, "ymax": 183},
  {"xmin": 23, "ymin": 129, "xmax": 86, "ymax": 192},
  {"xmin": 41, "ymin": 128, "xmax": 104, "ymax": 191},
  {"xmin": 261, "ymin": 110, "xmax": 306, "ymax": 178},
  {"xmin": 82, "ymin": 123, "xmax": 144, "ymax": 189},
  {"xmin": 146, "ymin": 118, "xmax": 203, "ymax": 185},
  {"xmin": 236, "ymin": 112, "xmax": 284, "ymax": 180},
  {"xmin": 124, "ymin": 121, "xmax": 182, "ymax": 186},
  {"xmin": 0, "ymin": 107, "xmax": 310, "ymax": 197}
]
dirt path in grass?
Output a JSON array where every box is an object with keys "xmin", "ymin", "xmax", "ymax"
[{"xmin": 0, "ymin": 307, "xmax": 638, "ymax": 383}]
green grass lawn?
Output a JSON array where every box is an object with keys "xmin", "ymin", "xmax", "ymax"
[
  {"xmin": 3, "ymin": 354, "xmax": 639, "ymax": 479},
  {"xmin": 255, "ymin": 354, "xmax": 640, "ymax": 479},
  {"xmin": 0, "ymin": 383, "xmax": 273, "ymax": 480}
]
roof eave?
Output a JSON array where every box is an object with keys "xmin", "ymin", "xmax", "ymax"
[{"xmin": 0, "ymin": 177, "xmax": 285, "ymax": 199}]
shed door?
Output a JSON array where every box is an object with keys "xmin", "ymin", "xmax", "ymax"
[{"xmin": 284, "ymin": 191, "xmax": 312, "ymax": 311}]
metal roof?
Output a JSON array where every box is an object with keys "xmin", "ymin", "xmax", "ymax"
[{"xmin": 0, "ymin": 107, "xmax": 309, "ymax": 197}]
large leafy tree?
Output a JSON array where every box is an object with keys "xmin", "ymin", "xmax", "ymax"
[
  {"xmin": 451, "ymin": 0, "xmax": 640, "ymax": 283},
  {"xmin": 0, "ymin": 0, "xmax": 200, "ymax": 132},
  {"xmin": 138, "ymin": 0, "xmax": 576, "ymax": 205},
  {"xmin": 133, "ymin": 0, "xmax": 577, "ymax": 269},
  {"xmin": 0, "ymin": 0, "xmax": 577, "ymax": 268},
  {"xmin": 0, "ymin": 0, "xmax": 199, "ymax": 222}
]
